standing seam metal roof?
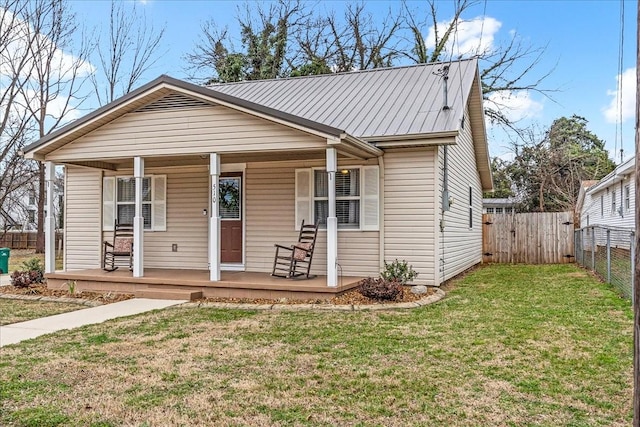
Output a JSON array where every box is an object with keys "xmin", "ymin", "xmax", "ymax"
[{"xmin": 210, "ymin": 59, "xmax": 478, "ymax": 140}]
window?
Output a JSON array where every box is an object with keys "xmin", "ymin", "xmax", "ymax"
[
  {"xmin": 28, "ymin": 190, "xmax": 36, "ymax": 206},
  {"xmin": 486, "ymin": 207, "xmax": 494, "ymax": 214},
  {"xmin": 495, "ymin": 207, "xmax": 503, "ymax": 214},
  {"xmin": 612, "ymin": 190, "xmax": 617, "ymax": 216},
  {"xmin": 27, "ymin": 210, "xmax": 35, "ymax": 223},
  {"xmin": 468, "ymin": 186, "xmax": 473, "ymax": 228},
  {"xmin": 505, "ymin": 207, "xmax": 513, "ymax": 214},
  {"xmin": 295, "ymin": 167, "xmax": 379, "ymax": 231},
  {"xmin": 600, "ymin": 194, "xmax": 604, "ymax": 217},
  {"xmin": 625, "ymin": 185, "xmax": 630, "ymax": 210},
  {"xmin": 314, "ymin": 169, "xmax": 360, "ymax": 229},
  {"xmin": 103, "ymin": 175, "xmax": 166, "ymax": 231}
]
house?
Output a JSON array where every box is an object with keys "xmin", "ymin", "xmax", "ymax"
[
  {"xmin": 22, "ymin": 58, "xmax": 492, "ymax": 299},
  {"xmin": 482, "ymin": 197, "xmax": 517, "ymax": 214},
  {"xmin": 577, "ymin": 157, "xmax": 634, "ymax": 230}
]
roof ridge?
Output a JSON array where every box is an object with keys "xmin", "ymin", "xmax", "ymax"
[{"xmin": 208, "ymin": 58, "xmax": 477, "ymax": 88}]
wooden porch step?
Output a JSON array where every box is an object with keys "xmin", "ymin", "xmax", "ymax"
[{"xmin": 134, "ymin": 288, "xmax": 203, "ymax": 301}]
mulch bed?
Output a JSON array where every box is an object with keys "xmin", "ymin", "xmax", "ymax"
[
  {"xmin": 0, "ymin": 283, "xmax": 134, "ymax": 304},
  {"xmin": 1, "ymin": 282, "xmax": 437, "ymax": 306},
  {"xmin": 196, "ymin": 285, "xmax": 436, "ymax": 306}
]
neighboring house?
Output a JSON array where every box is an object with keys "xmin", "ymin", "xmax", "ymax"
[
  {"xmin": 1, "ymin": 178, "xmax": 64, "ymax": 231},
  {"xmin": 1, "ymin": 183, "xmax": 38, "ymax": 231},
  {"xmin": 577, "ymin": 157, "xmax": 634, "ymax": 230},
  {"xmin": 23, "ymin": 58, "xmax": 492, "ymax": 294},
  {"xmin": 482, "ymin": 198, "xmax": 517, "ymax": 214}
]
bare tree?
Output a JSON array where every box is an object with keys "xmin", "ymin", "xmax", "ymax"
[
  {"xmin": 0, "ymin": 0, "xmax": 39, "ymax": 236},
  {"xmin": 90, "ymin": 0, "xmax": 165, "ymax": 105},
  {"xmin": 17, "ymin": 0, "xmax": 92, "ymax": 252},
  {"xmin": 186, "ymin": 0, "xmax": 307, "ymax": 83},
  {"xmin": 402, "ymin": 0, "xmax": 556, "ymax": 132}
]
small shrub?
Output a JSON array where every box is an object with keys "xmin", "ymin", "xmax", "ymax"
[
  {"xmin": 10, "ymin": 270, "xmax": 42, "ymax": 288},
  {"xmin": 381, "ymin": 259, "xmax": 418, "ymax": 284},
  {"xmin": 21, "ymin": 257, "xmax": 44, "ymax": 283},
  {"xmin": 358, "ymin": 277, "xmax": 403, "ymax": 301}
]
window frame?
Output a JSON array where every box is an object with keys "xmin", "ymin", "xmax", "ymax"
[
  {"xmin": 612, "ymin": 189, "xmax": 617, "ymax": 216},
  {"xmin": 312, "ymin": 167, "xmax": 362, "ymax": 230},
  {"xmin": 625, "ymin": 184, "xmax": 630, "ymax": 211},
  {"xmin": 103, "ymin": 175, "xmax": 166, "ymax": 232},
  {"xmin": 116, "ymin": 177, "xmax": 152, "ymax": 229}
]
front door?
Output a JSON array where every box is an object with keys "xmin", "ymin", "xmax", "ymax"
[{"xmin": 219, "ymin": 174, "xmax": 243, "ymax": 264}]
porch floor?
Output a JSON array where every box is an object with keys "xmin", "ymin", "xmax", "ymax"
[{"xmin": 46, "ymin": 269, "xmax": 364, "ymax": 301}]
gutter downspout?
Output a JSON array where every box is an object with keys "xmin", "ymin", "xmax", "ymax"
[{"xmin": 378, "ymin": 156, "xmax": 385, "ymax": 271}]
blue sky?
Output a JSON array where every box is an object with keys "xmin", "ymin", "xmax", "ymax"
[{"xmin": 68, "ymin": 0, "xmax": 637, "ymax": 161}]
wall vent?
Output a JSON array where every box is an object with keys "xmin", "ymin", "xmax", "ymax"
[{"xmin": 135, "ymin": 93, "xmax": 214, "ymax": 112}]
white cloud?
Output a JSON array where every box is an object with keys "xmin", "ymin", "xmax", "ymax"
[
  {"xmin": 603, "ymin": 67, "xmax": 636, "ymax": 124},
  {"xmin": 425, "ymin": 16, "xmax": 502, "ymax": 57},
  {"xmin": 485, "ymin": 90, "xmax": 544, "ymax": 124}
]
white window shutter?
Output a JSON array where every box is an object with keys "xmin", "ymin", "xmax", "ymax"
[
  {"xmin": 153, "ymin": 175, "xmax": 167, "ymax": 231},
  {"xmin": 362, "ymin": 166, "xmax": 379, "ymax": 231},
  {"xmin": 295, "ymin": 169, "xmax": 312, "ymax": 230},
  {"xmin": 102, "ymin": 176, "xmax": 115, "ymax": 231}
]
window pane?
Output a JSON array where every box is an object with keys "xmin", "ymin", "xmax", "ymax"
[
  {"xmin": 314, "ymin": 200, "xmax": 328, "ymax": 226},
  {"xmin": 117, "ymin": 178, "xmax": 135, "ymax": 202},
  {"xmin": 336, "ymin": 169, "xmax": 359, "ymax": 197},
  {"xmin": 117, "ymin": 204, "xmax": 135, "ymax": 225},
  {"xmin": 314, "ymin": 170, "xmax": 328, "ymax": 197},
  {"xmin": 219, "ymin": 177, "xmax": 241, "ymax": 219},
  {"xmin": 337, "ymin": 200, "xmax": 360, "ymax": 228},
  {"xmin": 142, "ymin": 203, "xmax": 151, "ymax": 229},
  {"xmin": 143, "ymin": 177, "xmax": 151, "ymax": 202}
]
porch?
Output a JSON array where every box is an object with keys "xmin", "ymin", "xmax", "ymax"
[{"xmin": 46, "ymin": 269, "xmax": 364, "ymax": 301}]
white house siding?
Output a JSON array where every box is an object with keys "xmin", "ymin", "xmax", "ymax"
[
  {"xmin": 244, "ymin": 159, "xmax": 380, "ymax": 277},
  {"xmin": 46, "ymin": 106, "xmax": 327, "ymax": 162},
  {"xmin": 65, "ymin": 166, "xmax": 102, "ymax": 270},
  {"xmin": 582, "ymin": 173, "xmax": 635, "ymax": 230},
  {"xmin": 383, "ymin": 148, "xmax": 437, "ymax": 286},
  {"xmin": 102, "ymin": 166, "xmax": 209, "ymax": 270},
  {"xmin": 438, "ymin": 108, "xmax": 483, "ymax": 283}
]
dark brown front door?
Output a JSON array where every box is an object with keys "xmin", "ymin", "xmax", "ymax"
[{"xmin": 219, "ymin": 174, "xmax": 243, "ymax": 263}]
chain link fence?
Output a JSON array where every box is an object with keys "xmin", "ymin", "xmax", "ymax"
[{"xmin": 575, "ymin": 226, "xmax": 634, "ymax": 301}]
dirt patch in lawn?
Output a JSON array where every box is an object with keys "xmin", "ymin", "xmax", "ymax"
[
  {"xmin": 196, "ymin": 285, "xmax": 436, "ymax": 306},
  {"xmin": 0, "ymin": 283, "xmax": 134, "ymax": 304}
]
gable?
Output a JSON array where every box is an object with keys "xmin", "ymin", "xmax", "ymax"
[{"xmin": 45, "ymin": 99, "xmax": 327, "ymax": 163}]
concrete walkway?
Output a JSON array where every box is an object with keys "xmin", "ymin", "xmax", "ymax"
[
  {"xmin": 0, "ymin": 298, "xmax": 185, "ymax": 347},
  {"xmin": 0, "ymin": 274, "xmax": 10, "ymax": 286}
]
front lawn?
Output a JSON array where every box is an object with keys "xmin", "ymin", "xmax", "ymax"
[
  {"xmin": 0, "ymin": 299, "xmax": 84, "ymax": 326},
  {"xmin": 0, "ymin": 264, "xmax": 632, "ymax": 426}
]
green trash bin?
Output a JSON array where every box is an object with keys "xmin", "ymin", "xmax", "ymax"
[{"xmin": 0, "ymin": 248, "xmax": 9, "ymax": 274}]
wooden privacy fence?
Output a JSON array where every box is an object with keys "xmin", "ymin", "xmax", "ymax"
[
  {"xmin": 0, "ymin": 231, "xmax": 64, "ymax": 250},
  {"xmin": 482, "ymin": 212, "xmax": 574, "ymax": 264}
]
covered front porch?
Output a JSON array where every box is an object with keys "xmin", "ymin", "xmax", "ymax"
[{"xmin": 46, "ymin": 268, "xmax": 364, "ymax": 301}]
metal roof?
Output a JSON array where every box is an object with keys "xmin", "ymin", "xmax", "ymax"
[{"xmin": 210, "ymin": 59, "xmax": 478, "ymax": 140}]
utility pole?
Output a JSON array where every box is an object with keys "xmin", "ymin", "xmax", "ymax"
[{"xmin": 634, "ymin": 1, "xmax": 640, "ymax": 425}]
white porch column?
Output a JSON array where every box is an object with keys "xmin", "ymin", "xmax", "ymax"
[
  {"xmin": 44, "ymin": 161, "xmax": 56, "ymax": 274},
  {"xmin": 209, "ymin": 153, "xmax": 221, "ymax": 281},
  {"xmin": 133, "ymin": 157, "xmax": 144, "ymax": 277},
  {"xmin": 326, "ymin": 147, "xmax": 338, "ymax": 287}
]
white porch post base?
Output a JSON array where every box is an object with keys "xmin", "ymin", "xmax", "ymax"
[
  {"xmin": 133, "ymin": 216, "xmax": 144, "ymax": 277},
  {"xmin": 327, "ymin": 216, "xmax": 338, "ymax": 287},
  {"xmin": 209, "ymin": 153, "xmax": 221, "ymax": 281},
  {"xmin": 133, "ymin": 157, "xmax": 144, "ymax": 278},
  {"xmin": 44, "ymin": 161, "xmax": 55, "ymax": 274}
]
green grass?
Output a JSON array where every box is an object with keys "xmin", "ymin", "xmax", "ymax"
[
  {"xmin": 0, "ymin": 264, "xmax": 632, "ymax": 426},
  {"xmin": 0, "ymin": 299, "xmax": 83, "ymax": 326}
]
